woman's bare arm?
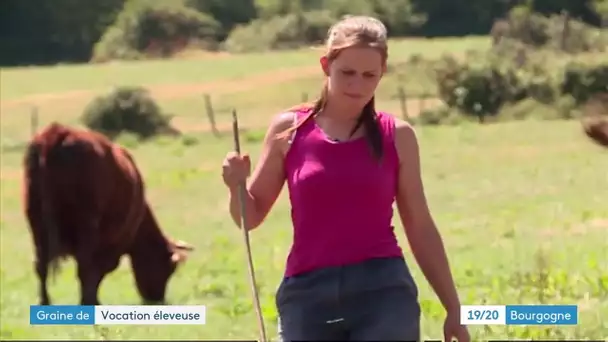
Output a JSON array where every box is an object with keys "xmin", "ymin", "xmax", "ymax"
[
  {"xmin": 393, "ymin": 119, "xmax": 462, "ymax": 312},
  {"xmin": 228, "ymin": 112, "xmax": 294, "ymax": 231}
]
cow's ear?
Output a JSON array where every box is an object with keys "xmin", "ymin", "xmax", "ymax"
[{"xmin": 174, "ymin": 239, "xmax": 194, "ymax": 251}]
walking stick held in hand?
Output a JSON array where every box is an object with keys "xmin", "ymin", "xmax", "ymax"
[{"xmin": 231, "ymin": 109, "xmax": 268, "ymax": 342}]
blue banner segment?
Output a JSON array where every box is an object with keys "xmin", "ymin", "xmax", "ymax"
[
  {"xmin": 30, "ymin": 305, "xmax": 95, "ymax": 325},
  {"xmin": 505, "ymin": 305, "xmax": 577, "ymax": 325}
]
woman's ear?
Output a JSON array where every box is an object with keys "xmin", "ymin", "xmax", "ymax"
[{"xmin": 320, "ymin": 56, "xmax": 330, "ymax": 76}]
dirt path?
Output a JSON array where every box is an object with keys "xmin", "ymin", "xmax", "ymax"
[
  {"xmin": 0, "ymin": 65, "xmax": 322, "ymax": 110},
  {"xmin": 1, "ymin": 63, "xmax": 441, "ymax": 128}
]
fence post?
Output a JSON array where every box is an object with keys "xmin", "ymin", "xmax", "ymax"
[
  {"xmin": 204, "ymin": 93, "xmax": 219, "ymax": 137},
  {"xmin": 396, "ymin": 86, "xmax": 409, "ymax": 121},
  {"xmin": 419, "ymin": 93, "xmax": 427, "ymax": 116},
  {"xmin": 31, "ymin": 105, "xmax": 38, "ymax": 137}
]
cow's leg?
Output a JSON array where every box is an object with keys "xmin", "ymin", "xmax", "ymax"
[
  {"xmin": 76, "ymin": 259, "xmax": 103, "ymax": 305},
  {"xmin": 35, "ymin": 256, "xmax": 50, "ymax": 305},
  {"xmin": 25, "ymin": 181, "xmax": 52, "ymax": 305},
  {"xmin": 73, "ymin": 218, "xmax": 102, "ymax": 305},
  {"xmin": 28, "ymin": 217, "xmax": 51, "ymax": 305},
  {"xmin": 25, "ymin": 142, "xmax": 51, "ymax": 305},
  {"xmin": 30, "ymin": 218, "xmax": 51, "ymax": 305},
  {"xmin": 76, "ymin": 250, "xmax": 121, "ymax": 305}
]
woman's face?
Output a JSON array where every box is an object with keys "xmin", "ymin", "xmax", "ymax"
[{"xmin": 323, "ymin": 46, "xmax": 386, "ymax": 113}]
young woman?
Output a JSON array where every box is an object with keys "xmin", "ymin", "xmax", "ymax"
[{"xmin": 222, "ymin": 15, "xmax": 470, "ymax": 342}]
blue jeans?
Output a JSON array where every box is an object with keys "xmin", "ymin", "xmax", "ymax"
[{"xmin": 275, "ymin": 256, "xmax": 421, "ymax": 341}]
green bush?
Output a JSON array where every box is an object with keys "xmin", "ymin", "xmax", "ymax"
[
  {"xmin": 414, "ymin": 106, "xmax": 468, "ymax": 126},
  {"xmin": 184, "ymin": 0, "xmax": 258, "ymax": 40},
  {"xmin": 434, "ymin": 55, "xmax": 525, "ymax": 120},
  {"xmin": 554, "ymin": 95, "xmax": 581, "ymax": 119},
  {"xmin": 92, "ymin": 1, "xmax": 222, "ymax": 62},
  {"xmin": 516, "ymin": 59, "xmax": 560, "ymax": 105},
  {"xmin": 488, "ymin": 43, "xmax": 566, "ymax": 104},
  {"xmin": 503, "ymin": 6, "xmax": 551, "ymax": 47},
  {"xmin": 81, "ymin": 86, "xmax": 179, "ymax": 140},
  {"xmin": 429, "ymin": 48, "xmax": 607, "ymax": 125},
  {"xmin": 524, "ymin": 74, "xmax": 559, "ymax": 104},
  {"xmin": 499, "ymin": 98, "xmax": 569, "ymax": 121},
  {"xmin": 222, "ymin": 10, "xmax": 335, "ymax": 53},
  {"xmin": 252, "ymin": 0, "xmax": 425, "ymax": 37},
  {"xmin": 491, "ymin": 8, "xmax": 607, "ymax": 53},
  {"xmin": 545, "ymin": 14, "xmax": 608, "ymax": 53},
  {"xmin": 432, "ymin": 46, "xmax": 578, "ymax": 123},
  {"xmin": 560, "ymin": 62, "xmax": 608, "ymax": 105}
]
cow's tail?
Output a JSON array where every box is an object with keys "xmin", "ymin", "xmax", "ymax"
[{"xmin": 25, "ymin": 141, "xmax": 62, "ymax": 279}]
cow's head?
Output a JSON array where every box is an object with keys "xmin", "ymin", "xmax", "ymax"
[{"xmin": 129, "ymin": 205, "xmax": 194, "ymax": 304}]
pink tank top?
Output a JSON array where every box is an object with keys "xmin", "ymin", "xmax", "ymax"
[{"xmin": 283, "ymin": 109, "xmax": 403, "ymax": 277}]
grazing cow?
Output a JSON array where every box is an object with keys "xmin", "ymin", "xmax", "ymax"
[
  {"xmin": 582, "ymin": 116, "xmax": 608, "ymax": 148},
  {"xmin": 581, "ymin": 94, "xmax": 608, "ymax": 148},
  {"xmin": 23, "ymin": 122, "xmax": 194, "ymax": 305}
]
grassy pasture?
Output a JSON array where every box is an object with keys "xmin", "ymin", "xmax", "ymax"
[
  {"xmin": 0, "ymin": 36, "xmax": 487, "ymax": 102},
  {"xmin": 1, "ymin": 36, "xmax": 607, "ymax": 340},
  {"xmin": 1, "ymin": 37, "xmax": 486, "ymax": 146}
]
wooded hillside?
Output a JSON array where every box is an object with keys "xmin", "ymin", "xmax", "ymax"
[{"xmin": 1, "ymin": 0, "xmax": 606, "ymax": 66}]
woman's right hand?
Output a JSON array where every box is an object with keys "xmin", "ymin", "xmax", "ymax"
[{"xmin": 222, "ymin": 151, "xmax": 251, "ymax": 189}]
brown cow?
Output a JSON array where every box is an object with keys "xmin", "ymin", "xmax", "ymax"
[
  {"xmin": 581, "ymin": 94, "xmax": 608, "ymax": 148},
  {"xmin": 23, "ymin": 122, "xmax": 194, "ymax": 305},
  {"xmin": 582, "ymin": 116, "xmax": 608, "ymax": 148}
]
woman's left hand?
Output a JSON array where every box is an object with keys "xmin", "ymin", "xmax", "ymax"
[{"xmin": 443, "ymin": 309, "xmax": 470, "ymax": 342}]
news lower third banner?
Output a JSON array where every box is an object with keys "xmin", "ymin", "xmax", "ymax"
[
  {"xmin": 30, "ymin": 305, "xmax": 206, "ymax": 325},
  {"xmin": 460, "ymin": 305, "xmax": 578, "ymax": 325}
]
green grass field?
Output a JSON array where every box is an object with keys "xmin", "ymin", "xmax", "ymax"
[{"xmin": 1, "ymin": 36, "xmax": 607, "ymax": 340}]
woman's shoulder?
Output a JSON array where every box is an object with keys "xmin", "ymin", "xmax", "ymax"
[
  {"xmin": 269, "ymin": 111, "xmax": 298, "ymax": 132},
  {"xmin": 267, "ymin": 112, "xmax": 303, "ymax": 138},
  {"xmin": 391, "ymin": 116, "xmax": 419, "ymax": 164},
  {"xmin": 270, "ymin": 106, "xmax": 313, "ymax": 130},
  {"xmin": 375, "ymin": 111, "xmax": 414, "ymax": 136},
  {"xmin": 265, "ymin": 107, "xmax": 315, "ymax": 157},
  {"xmin": 393, "ymin": 116, "xmax": 415, "ymax": 136},
  {"xmin": 374, "ymin": 111, "xmax": 418, "ymax": 162}
]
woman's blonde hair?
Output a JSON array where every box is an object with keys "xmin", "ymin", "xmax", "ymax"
[{"xmin": 277, "ymin": 16, "xmax": 389, "ymax": 160}]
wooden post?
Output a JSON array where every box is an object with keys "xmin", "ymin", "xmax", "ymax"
[
  {"xmin": 204, "ymin": 94, "xmax": 219, "ymax": 137},
  {"xmin": 419, "ymin": 94, "xmax": 427, "ymax": 116},
  {"xmin": 396, "ymin": 86, "xmax": 409, "ymax": 121},
  {"xmin": 476, "ymin": 105, "xmax": 485, "ymax": 124},
  {"xmin": 31, "ymin": 105, "xmax": 38, "ymax": 137}
]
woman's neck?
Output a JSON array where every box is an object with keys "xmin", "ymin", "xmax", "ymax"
[
  {"xmin": 315, "ymin": 103, "xmax": 367, "ymax": 141},
  {"xmin": 319, "ymin": 100, "xmax": 363, "ymax": 123}
]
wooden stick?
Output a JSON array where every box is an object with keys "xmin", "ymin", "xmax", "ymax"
[{"xmin": 231, "ymin": 109, "xmax": 267, "ymax": 342}]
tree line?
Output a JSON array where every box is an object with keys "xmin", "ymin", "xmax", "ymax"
[{"xmin": 1, "ymin": 0, "xmax": 606, "ymax": 66}]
